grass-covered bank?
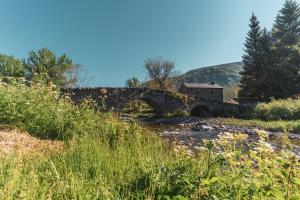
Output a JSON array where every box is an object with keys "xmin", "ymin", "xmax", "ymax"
[
  {"xmin": 2, "ymin": 129, "xmax": 300, "ymax": 199},
  {"xmin": 215, "ymin": 98, "xmax": 300, "ymax": 134},
  {"xmin": 254, "ymin": 98, "xmax": 300, "ymax": 120},
  {"xmin": 218, "ymin": 118, "xmax": 300, "ymax": 133},
  {"xmin": 0, "ymin": 80, "xmax": 300, "ymax": 199}
]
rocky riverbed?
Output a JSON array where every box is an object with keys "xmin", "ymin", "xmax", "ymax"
[{"xmin": 143, "ymin": 117, "xmax": 300, "ymax": 157}]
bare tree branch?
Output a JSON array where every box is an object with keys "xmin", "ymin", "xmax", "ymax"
[{"xmin": 144, "ymin": 57, "xmax": 175, "ymax": 90}]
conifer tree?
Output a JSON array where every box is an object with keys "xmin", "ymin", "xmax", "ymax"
[
  {"xmin": 239, "ymin": 14, "xmax": 263, "ymax": 101},
  {"xmin": 271, "ymin": 0, "xmax": 300, "ymax": 98},
  {"xmin": 257, "ymin": 29, "xmax": 274, "ymax": 100},
  {"xmin": 273, "ymin": 0, "xmax": 300, "ymax": 46}
]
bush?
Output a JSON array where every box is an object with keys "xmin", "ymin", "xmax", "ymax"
[
  {"xmin": 0, "ymin": 78, "xmax": 112, "ymax": 140},
  {"xmin": 164, "ymin": 109, "xmax": 189, "ymax": 118},
  {"xmin": 255, "ymin": 98, "xmax": 300, "ymax": 120}
]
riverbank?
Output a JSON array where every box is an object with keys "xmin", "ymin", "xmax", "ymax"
[
  {"xmin": 141, "ymin": 117, "xmax": 300, "ymax": 157},
  {"xmin": 141, "ymin": 116, "xmax": 300, "ymax": 136}
]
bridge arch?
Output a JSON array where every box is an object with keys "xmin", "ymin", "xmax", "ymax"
[
  {"xmin": 190, "ymin": 104, "xmax": 211, "ymax": 117},
  {"xmin": 120, "ymin": 97, "xmax": 161, "ymax": 115}
]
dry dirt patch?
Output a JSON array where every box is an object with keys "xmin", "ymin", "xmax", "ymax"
[{"xmin": 0, "ymin": 126, "xmax": 63, "ymax": 156}]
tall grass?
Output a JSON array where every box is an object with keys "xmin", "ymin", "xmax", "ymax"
[
  {"xmin": 218, "ymin": 98, "xmax": 300, "ymax": 133},
  {"xmin": 255, "ymin": 98, "xmax": 300, "ymax": 120},
  {"xmin": 0, "ymin": 79, "xmax": 300, "ymax": 199},
  {"xmin": 1, "ymin": 130, "xmax": 300, "ymax": 199},
  {"xmin": 219, "ymin": 117, "xmax": 300, "ymax": 133},
  {"xmin": 0, "ymin": 78, "xmax": 108, "ymax": 140}
]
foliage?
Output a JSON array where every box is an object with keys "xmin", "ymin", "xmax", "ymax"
[
  {"xmin": 24, "ymin": 48, "xmax": 75, "ymax": 87},
  {"xmin": 239, "ymin": 14, "xmax": 273, "ymax": 101},
  {"xmin": 271, "ymin": 0, "xmax": 300, "ymax": 99},
  {"xmin": 171, "ymin": 92, "xmax": 188, "ymax": 103},
  {"xmin": 273, "ymin": 0, "xmax": 300, "ymax": 46},
  {"xmin": 144, "ymin": 57, "xmax": 175, "ymax": 90},
  {"xmin": 145, "ymin": 78, "xmax": 177, "ymax": 92},
  {"xmin": 0, "ymin": 81, "xmax": 300, "ymax": 198},
  {"xmin": 1, "ymin": 122, "xmax": 300, "ymax": 199},
  {"xmin": 218, "ymin": 117, "xmax": 300, "ymax": 133},
  {"xmin": 0, "ymin": 54, "xmax": 25, "ymax": 78},
  {"xmin": 164, "ymin": 109, "xmax": 189, "ymax": 118},
  {"xmin": 123, "ymin": 100, "xmax": 155, "ymax": 117},
  {"xmin": 219, "ymin": 97, "xmax": 300, "ymax": 132},
  {"xmin": 240, "ymin": 0, "xmax": 300, "ymax": 101},
  {"xmin": 0, "ymin": 77, "xmax": 105, "ymax": 139},
  {"xmin": 255, "ymin": 98, "xmax": 300, "ymax": 120},
  {"xmin": 125, "ymin": 77, "xmax": 142, "ymax": 88}
]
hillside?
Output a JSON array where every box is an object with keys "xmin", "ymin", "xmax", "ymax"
[{"xmin": 174, "ymin": 62, "xmax": 243, "ymax": 87}]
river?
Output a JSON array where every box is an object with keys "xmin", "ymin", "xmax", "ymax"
[{"xmin": 142, "ymin": 118, "xmax": 300, "ymax": 157}]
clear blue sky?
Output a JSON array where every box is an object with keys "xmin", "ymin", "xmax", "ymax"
[{"xmin": 0, "ymin": 0, "xmax": 290, "ymax": 86}]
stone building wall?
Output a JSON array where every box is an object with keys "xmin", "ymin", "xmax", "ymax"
[{"xmin": 179, "ymin": 85, "xmax": 223, "ymax": 102}]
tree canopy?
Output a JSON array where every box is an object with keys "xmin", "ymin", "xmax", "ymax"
[
  {"xmin": 239, "ymin": 0, "xmax": 300, "ymax": 101},
  {"xmin": 0, "ymin": 54, "xmax": 24, "ymax": 77},
  {"xmin": 125, "ymin": 77, "xmax": 142, "ymax": 88},
  {"xmin": 24, "ymin": 48, "xmax": 75, "ymax": 87}
]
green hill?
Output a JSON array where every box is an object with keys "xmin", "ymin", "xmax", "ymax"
[{"xmin": 174, "ymin": 62, "xmax": 243, "ymax": 87}]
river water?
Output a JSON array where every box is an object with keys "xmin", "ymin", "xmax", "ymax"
[{"xmin": 143, "ymin": 122, "xmax": 300, "ymax": 157}]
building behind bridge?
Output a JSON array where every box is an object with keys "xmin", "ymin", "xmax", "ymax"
[{"xmin": 179, "ymin": 82, "xmax": 223, "ymax": 102}]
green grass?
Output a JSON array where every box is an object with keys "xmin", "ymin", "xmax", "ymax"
[
  {"xmin": 0, "ymin": 79, "xmax": 300, "ymax": 199},
  {"xmin": 215, "ymin": 98, "xmax": 300, "ymax": 133},
  {"xmin": 218, "ymin": 118, "xmax": 300, "ymax": 133}
]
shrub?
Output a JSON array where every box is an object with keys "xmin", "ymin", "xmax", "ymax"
[
  {"xmin": 0, "ymin": 78, "xmax": 111, "ymax": 140},
  {"xmin": 255, "ymin": 98, "xmax": 300, "ymax": 120},
  {"xmin": 171, "ymin": 92, "xmax": 188, "ymax": 103},
  {"xmin": 164, "ymin": 109, "xmax": 189, "ymax": 118}
]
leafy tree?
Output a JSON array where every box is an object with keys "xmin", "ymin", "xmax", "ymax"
[
  {"xmin": 0, "ymin": 54, "xmax": 24, "ymax": 77},
  {"xmin": 271, "ymin": 0, "xmax": 300, "ymax": 98},
  {"xmin": 24, "ymin": 48, "xmax": 75, "ymax": 87},
  {"xmin": 144, "ymin": 57, "xmax": 175, "ymax": 90},
  {"xmin": 125, "ymin": 77, "xmax": 142, "ymax": 88}
]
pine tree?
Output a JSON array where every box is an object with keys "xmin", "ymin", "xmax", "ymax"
[
  {"xmin": 272, "ymin": 0, "xmax": 300, "ymax": 98},
  {"xmin": 239, "ymin": 14, "xmax": 263, "ymax": 101},
  {"xmin": 257, "ymin": 29, "xmax": 274, "ymax": 100},
  {"xmin": 273, "ymin": 0, "xmax": 300, "ymax": 46}
]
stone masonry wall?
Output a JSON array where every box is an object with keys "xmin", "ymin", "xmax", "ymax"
[{"xmin": 61, "ymin": 87, "xmax": 187, "ymax": 115}]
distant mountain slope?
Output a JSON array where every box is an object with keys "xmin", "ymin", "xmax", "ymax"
[{"xmin": 174, "ymin": 62, "xmax": 243, "ymax": 87}]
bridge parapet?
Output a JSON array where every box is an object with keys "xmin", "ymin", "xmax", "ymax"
[{"xmin": 61, "ymin": 87, "xmax": 187, "ymax": 116}]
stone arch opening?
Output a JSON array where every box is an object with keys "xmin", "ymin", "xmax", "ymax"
[
  {"xmin": 190, "ymin": 104, "xmax": 211, "ymax": 117},
  {"xmin": 121, "ymin": 98, "xmax": 159, "ymax": 119}
]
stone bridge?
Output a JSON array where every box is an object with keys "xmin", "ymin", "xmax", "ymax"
[
  {"xmin": 187, "ymin": 96, "xmax": 242, "ymax": 117},
  {"xmin": 61, "ymin": 87, "xmax": 187, "ymax": 116},
  {"xmin": 61, "ymin": 87, "xmax": 242, "ymax": 117}
]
